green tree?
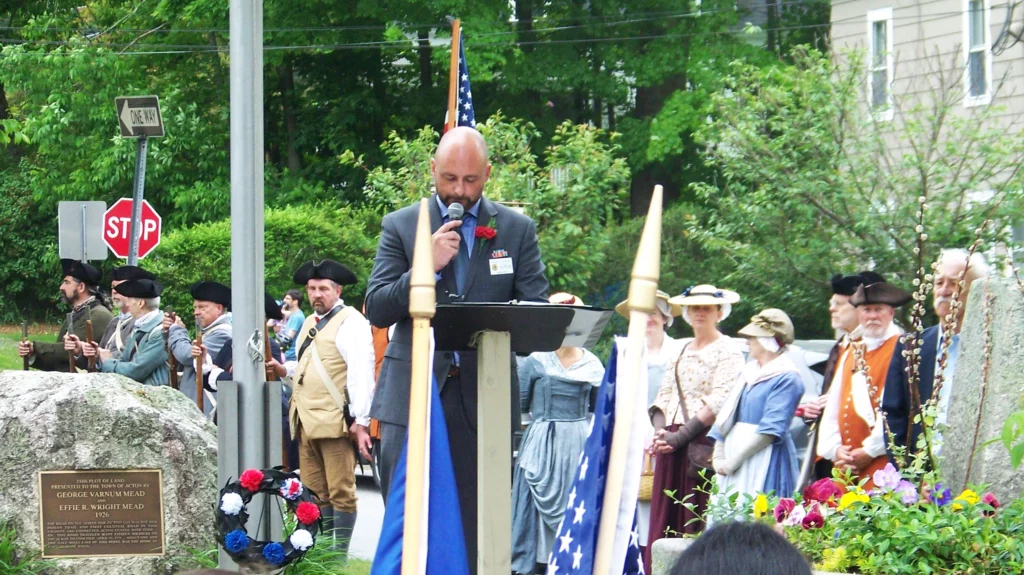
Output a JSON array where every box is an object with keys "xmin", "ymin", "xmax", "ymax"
[{"xmin": 688, "ymin": 47, "xmax": 1024, "ymax": 336}]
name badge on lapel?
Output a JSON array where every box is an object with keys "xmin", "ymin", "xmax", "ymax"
[{"xmin": 489, "ymin": 257, "xmax": 514, "ymax": 276}]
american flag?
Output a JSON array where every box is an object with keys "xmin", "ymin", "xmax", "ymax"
[
  {"xmin": 547, "ymin": 339, "xmax": 646, "ymax": 575},
  {"xmin": 445, "ymin": 30, "xmax": 476, "ymax": 131}
]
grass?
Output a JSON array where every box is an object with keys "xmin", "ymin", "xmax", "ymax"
[
  {"xmin": 0, "ymin": 521, "xmax": 56, "ymax": 574},
  {"xmin": 0, "ymin": 327, "xmax": 62, "ymax": 372}
]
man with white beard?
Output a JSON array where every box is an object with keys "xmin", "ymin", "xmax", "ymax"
[
  {"xmin": 818, "ymin": 281, "xmax": 911, "ymax": 487},
  {"xmin": 898, "ymin": 249, "xmax": 989, "ymax": 456}
]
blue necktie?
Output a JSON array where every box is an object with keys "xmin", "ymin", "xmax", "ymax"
[{"xmin": 453, "ymin": 226, "xmax": 470, "ymax": 295}]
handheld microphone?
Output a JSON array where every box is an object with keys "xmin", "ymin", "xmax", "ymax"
[{"xmin": 448, "ymin": 202, "xmax": 465, "ymax": 221}]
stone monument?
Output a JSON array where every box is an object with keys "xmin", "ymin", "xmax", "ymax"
[
  {"xmin": 0, "ymin": 371, "xmax": 218, "ymax": 574},
  {"xmin": 942, "ymin": 277, "xmax": 1024, "ymax": 500}
]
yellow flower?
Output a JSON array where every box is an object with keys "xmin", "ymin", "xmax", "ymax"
[
  {"xmin": 753, "ymin": 494, "xmax": 769, "ymax": 518},
  {"xmin": 952, "ymin": 489, "xmax": 980, "ymax": 511},
  {"xmin": 837, "ymin": 491, "xmax": 870, "ymax": 512}
]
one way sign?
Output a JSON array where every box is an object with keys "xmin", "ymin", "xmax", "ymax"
[{"xmin": 115, "ymin": 96, "xmax": 165, "ymax": 138}]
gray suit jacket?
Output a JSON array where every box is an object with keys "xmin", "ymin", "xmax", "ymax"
[{"xmin": 366, "ymin": 194, "xmax": 549, "ymax": 427}]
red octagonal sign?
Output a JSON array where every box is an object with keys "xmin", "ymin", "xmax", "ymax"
[{"xmin": 103, "ymin": 198, "xmax": 162, "ymax": 259}]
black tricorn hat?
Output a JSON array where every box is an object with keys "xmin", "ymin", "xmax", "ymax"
[
  {"xmin": 830, "ymin": 271, "xmax": 886, "ymax": 296},
  {"xmin": 293, "ymin": 259, "xmax": 357, "ymax": 286},
  {"xmin": 189, "ymin": 281, "xmax": 232, "ymax": 310},
  {"xmin": 265, "ymin": 293, "xmax": 284, "ymax": 321},
  {"xmin": 60, "ymin": 259, "xmax": 103, "ymax": 286},
  {"xmin": 110, "ymin": 265, "xmax": 156, "ymax": 282},
  {"xmin": 850, "ymin": 282, "xmax": 912, "ymax": 308},
  {"xmin": 114, "ymin": 279, "xmax": 163, "ymax": 299}
]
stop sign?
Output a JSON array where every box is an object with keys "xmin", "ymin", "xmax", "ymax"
[{"xmin": 103, "ymin": 198, "xmax": 162, "ymax": 259}]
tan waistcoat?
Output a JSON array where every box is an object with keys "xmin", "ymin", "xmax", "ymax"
[{"xmin": 289, "ymin": 306, "xmax": 356, "ymax": 440}]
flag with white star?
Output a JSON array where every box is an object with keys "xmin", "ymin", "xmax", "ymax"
[
  {"xmin": 547, "ymin": 339, "xmax": 646, "ymax": 575},
  {"xmin": 444, "ymin": 29, "xmax": 476, "ymax": 132}
]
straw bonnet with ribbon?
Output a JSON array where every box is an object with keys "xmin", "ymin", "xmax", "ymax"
[
  {"xmin": 550, "ymin": 292, "xmax": 585, "ymax": 307},
  {"xmin": 614, "ymin": 289, "xmax": 681, "ymax": 326},
  {"xmin": 669, "ymin": 284, "xmax": 740, "ymax": 324},
  {"xmin": 737, "ymin": 308, "xmax": 795, "ymax": 349}
]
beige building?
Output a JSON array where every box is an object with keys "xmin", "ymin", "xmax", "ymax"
[{"xmin": 831, "ymin": 0, "xmax": 1023, "ymax": 121}]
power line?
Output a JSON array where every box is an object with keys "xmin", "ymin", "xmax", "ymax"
[
  {"xmin": 0, "ymin": 0, "xmax": 839, "ymax": 37},
  {"xmin": 0, "ymin": 8, "xmax": 972, "ymax": 57}
]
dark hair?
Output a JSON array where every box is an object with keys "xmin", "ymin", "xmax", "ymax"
[
  {"xmin": 285, "ymin": 289, "xmax": 303, "ymax": 305},
  {"xmin": 672, "ymin": 521, "xmax": 811, "ymax": 575}
]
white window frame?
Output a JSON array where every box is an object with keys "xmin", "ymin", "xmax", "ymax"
[
  {"xmin": 867, "ymin": 8, "xmax": 895, "ymax": 121},
  {"xmin": 963, "ymin": 0, "xmax": 993, "ymax": 107}
]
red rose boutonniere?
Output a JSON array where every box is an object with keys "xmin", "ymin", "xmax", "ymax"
[{"xmin": 475, "ymin": 225, "xmax": 497, "ymax": 255}]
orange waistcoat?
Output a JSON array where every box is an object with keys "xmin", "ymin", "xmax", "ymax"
[{"xmin": 837, "ymin": 336, "xmax": 898, "ymax": 488}]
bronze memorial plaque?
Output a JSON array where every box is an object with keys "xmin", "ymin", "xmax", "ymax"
[{"xmin": 38, "ymin": 469, "xmax": 165, "ymax": 558}]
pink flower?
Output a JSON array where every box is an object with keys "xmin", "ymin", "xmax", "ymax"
[
  {"xmin": 774, "ymin": 498, "xmax": 797, "ymax": 523},
  {"xmin": 802, "ymin": 502, "xmax": 825, "ymax": 529},
  {"xmin": 803, "ymin": 478, "xmax": 844, "ymax": 508},
  {"xmin": 982, "ymin": 492, "xmax": 1000, "ymax": 517},
  {"xmin": 872, "ymin": 463, "xmax": 903, "ymax": 491}
]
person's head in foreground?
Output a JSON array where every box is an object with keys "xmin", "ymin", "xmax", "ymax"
[{"xmin": 672, "ymin": 521, "xmax": 812, "ymax": 575}]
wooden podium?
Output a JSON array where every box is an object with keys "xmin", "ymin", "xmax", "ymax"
[{"xmin": 433, "ymin": 302, "xmax": 613, "ymax": 575}]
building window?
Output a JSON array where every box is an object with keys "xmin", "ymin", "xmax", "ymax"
[
  {"xmin": 964, "ymin": 0, "xmax": 992, "ymax": 106},
  {"xmin": 867, "ymin": 8, "xmax": 894, "ymax": 120}
]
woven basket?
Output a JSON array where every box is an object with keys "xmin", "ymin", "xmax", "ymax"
[{"xmin": 638, "ymin": 453, "xmax": 654, "ymax": 502}]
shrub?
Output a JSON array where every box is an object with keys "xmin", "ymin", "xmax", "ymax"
[{"xmin": 145, "ymin": 204, "xmax": 378, "ymax": 318}]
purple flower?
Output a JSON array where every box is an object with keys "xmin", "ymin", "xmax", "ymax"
[
  {"xmin": 802, "ymin": 502, "xmax": 825, "ymax": 529},
  {"xmin": 896, "ymin": 480, "xmax": 919, "ymax": 505},
  {"xmin": 872, "ymin": 463, "xmax": 902, "ymax": 491},
  {"xmin": 934, "ymin": 483, "xmax": 952, "ymax": 507}
]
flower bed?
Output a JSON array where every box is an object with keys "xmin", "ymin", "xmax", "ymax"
[{"xmin": 708, "ymin": 464, "xmax": 1024, "ymax": 574}]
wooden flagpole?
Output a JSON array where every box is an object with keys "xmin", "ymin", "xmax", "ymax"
[
  {"xmin": 593, "ymin": 185, "xmax": 663, "ymax": 574},
  {"xmin": 447, "ymin": 19, "xmax": 461, "ymax": 131},
  {"xmin": 402, "ymin": 198, "xmax": 436, "ymax": 575}
]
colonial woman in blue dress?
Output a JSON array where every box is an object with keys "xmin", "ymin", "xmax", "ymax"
[
  {"xmin": 711, "ymin": 308, "xmax": 804, "ymax": 499},
  {"xmin": 511, "ymin": 293, "xmax": 606, "ymax": 575}
]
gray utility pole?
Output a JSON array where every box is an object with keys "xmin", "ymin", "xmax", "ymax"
[{"xmin": 219, "ymin": 0, "xmax": 273, "ymax": 570}]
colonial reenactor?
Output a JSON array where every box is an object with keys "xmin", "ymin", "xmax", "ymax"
[
  {"xmin": 19, "ymin": 259, "xmax": 114, "ymax": 372},
  {"xmin": 269, "ymin": 259, "xmax": 375, "ymax": 559},
  {"xmin": 817, "ymin": 280, "xmax": 911, "ymax": 488},
  {"xmin": 164, "ymin": 281, "xmax": 232, "ymax": 417},
  {"xmin": 84, "ymin": 279, "xmax": 169, "ymax": 386},
  {"xmin": 66, "ymin": 265, "xmax": 155, "ymax": 369},
  {"xmin": 798, "ymin": 270, "xmax": 884, "ymax": 483}
]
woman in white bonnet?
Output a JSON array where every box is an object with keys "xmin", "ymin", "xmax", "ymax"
[{"xmin": 644, "ymin": 285, "xmax": 744, "ymax": 574}]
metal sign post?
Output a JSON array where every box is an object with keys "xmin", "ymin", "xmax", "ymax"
[
  {"xmin": 58, "ymin": 201, "xmax": 107, "ymax": 261},
  {"xmin": 115, "ymin": 96, "xmax": 164, "ymax": 264}
]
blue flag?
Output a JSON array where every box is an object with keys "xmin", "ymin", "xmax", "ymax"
[
  {"xmin": 547, "ymin": 340, "xmax": 645, "ymax": 575},
  {"xmin": 371, "ymin": 375, "xmax": 470, "ymax": 575}
]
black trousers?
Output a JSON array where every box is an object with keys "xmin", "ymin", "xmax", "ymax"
[{"xmin": 378, "ymin": 372, "xmax": 479, "ymax": 575}]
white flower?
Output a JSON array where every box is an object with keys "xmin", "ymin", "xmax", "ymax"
[
  {"xmin": 782, "ymin": 504, "xmax": 806, "ymax": 527},
  {"xmin": 290, "ymin": 529, "xmax": 314, "ymax": 551},
  {"xmin": 220, "ymin": 492, "xmax": 244, "ymax": 515}
]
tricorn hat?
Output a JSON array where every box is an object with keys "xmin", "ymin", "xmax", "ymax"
[
  {"xmin": 737, "ymin": 308, "xmax": 795, "ymax": 345},
  {"xmin": 850, "ymin": 282, "xmax": 912, "ymax": 308},
  {"xmin": 293, "ymin": 259, "xmax": 357, "ymax": 286},
  {"xmin": 264, "ymin": 293, "xmax": 284, "ymax": 321},
  {"xmin": 110, "ymin": 265, "xmax": 156, "ymax": 282},
  {"xmin": 190, "ymin": 281, "xmax": 232, "ymax": 310},
  {"xmin": 60, "ymin": 259, "xmax": 103, "ymax": 286},
  {"xmin": 114, "ymin": 279, "xmax": 163, "ymax": 299},
  {"xmin": 831, "ymin": 271, "xmax": 886, "ymax": 296}
]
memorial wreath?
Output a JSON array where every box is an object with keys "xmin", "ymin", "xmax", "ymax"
[{"xmin": 215, "ymin": 468, "xmax": 322, "ymax": 569}]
